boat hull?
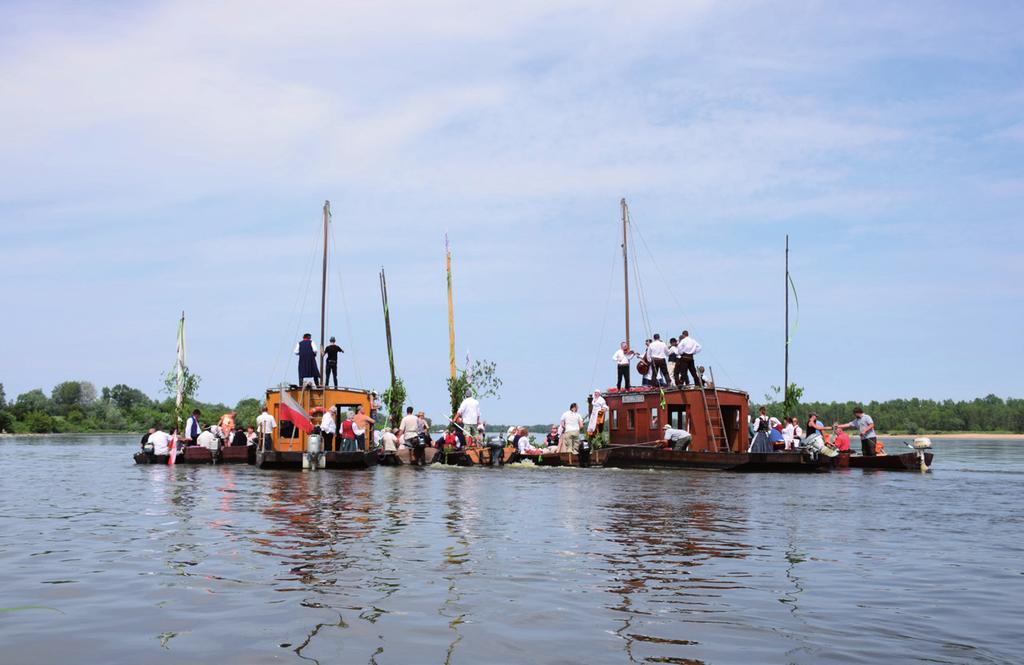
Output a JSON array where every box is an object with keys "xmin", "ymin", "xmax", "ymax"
[
  {"xmin": 844, "ymin": 451, "xmax": 934, "ymax": 471},
  {"xmin": 256, "ymin": 450, "xmax": 378, "ymax": 470},
  {"xmin": 133, "ymin": 452, "xmax": 169, "ymax": 465},
  {"xmin": 464, "ymin": 446, "xmax": 515, "ymax": 466},
  {"xmin": 219, "ymin": 445, "xmax": 255, "ymax": 464},
  {"xmin": 395, "ymin": 447, "xmax": 441, "ymax": 466},
  {"xmin": 602, "ymin": 446, "xmax": 829, "ymax": 472},
  {"xmin": 512, "ymin": 449, "xmax": 610, "ymax": 467}
]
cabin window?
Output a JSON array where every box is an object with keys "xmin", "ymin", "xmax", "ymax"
[
  {"xmin": 276, "ymin": 405, "xmax": 298, "ymax": 439},
  {"xmin": 627, "ymin": 410, "xmax": 635, "ymax": 430},
  {"xmin": 668, "ymin": 406, "xmax": 687, "ymax": 431},
  {"xmin": 611, "ymin": 409, "xmax": 618, "ymax": 430},
  {"xmin": 650, "ymin": 407, "xmax": 659, "ymax": 430}
]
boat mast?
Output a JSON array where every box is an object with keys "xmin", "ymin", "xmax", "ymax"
[
  {"xmin": 446, "ymin": 234, "xmax": 456, "ymax": 380},
  {"xmin": 379, "ymin": 268, "xmax": 398, "ymax": 427},
  {"xmin": 319, "ymin": 200, "xmax": 329, "ymax": 386},
  {"xmin": 175, "ymin": 310, "xmax": 186, "ymax": 431},
  {"xmin": 784, "ymin": 234, "xmax": 789, "ymax": 418},
  {"xmin": 621, "ymin": 198, "xmax": 631, "ymax": 350}
]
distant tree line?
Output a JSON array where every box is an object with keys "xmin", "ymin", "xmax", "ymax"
[
  {"xmin": 754, "ymin": 393, "xmax": 1024, "ymax": 434},
  {"xmin": 0, "ymin": 381, "xmax": 262, "ymax": 435}
]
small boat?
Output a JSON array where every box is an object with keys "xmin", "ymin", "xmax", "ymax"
[
  {"xmin": 513, "ymin": 449, "xmax": 611, "ymax": 467},
  {"xmin": 395, "ymin": 447, "xmax": 442, "ymax": 466},
  {"xmin": 836, "ymin": 438, "xmax": 935, "ymax": 471},
  {"xmin": 464, "ymin": 445, "xmax": 516, "ymax": 466},
  {"xmin": 133, "ymin": 452, "xmax": 169, "ymax": 465}
]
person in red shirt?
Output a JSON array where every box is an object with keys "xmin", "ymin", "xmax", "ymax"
[{"xmin": 831, "ymin": 424, "xmax": 851, "ymax": 453}]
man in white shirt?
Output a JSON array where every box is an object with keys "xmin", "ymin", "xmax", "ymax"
[
  {"xmin": 184, "ymin": 409, "xmax": 201, "ymax": 445},
  {"xmin": 148, "ymin": 426, "xmax": 172, "ymax": 456},
  {"xmin": 648, "ymin": 333, "xmax": 670, "ymax": 386},
  {"xmin": 196, "ymin": 427, "xmax": 219, "ymax": 452},
  {"xmin": 320, "ymin": 408, "xmax": 336, "ymax": 452},
  {"xmin": 612, "ymin": 341, "xmax": 637, "ymax": 389},
  {"xmin": 782, "ymin": 419, "xmax": 795, "ymax": 450},
  {"xmin": 399, "ymin": 407, "xmax": 420, "ymax": 448},
  {"xmin": 559, "ymin": 403, "xmax": 585, "ymax": 453},
  {"xmin": 456, "ymin": 395, "xmax": 482, "ymax": 438},
  {"xmin": 256, "ymin": 406, "xmax": 276, "ymax": 451},
  {"xmin": 662, "ymin": 424, "xmax": 692, "ymax": 451},
  {"xmin": 675, "ymin": 330, "xmax": 703, "ymax": 386}
]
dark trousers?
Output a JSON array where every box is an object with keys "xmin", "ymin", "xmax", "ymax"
[
  {"xmin": 322, "ymin": 432, "xmax": 334, "ymax": 452},
  {"xmin": 616, "ymin": 364, "xmax": 630, "ymax": 389},
  {"xmin": 488, "ymin": 443, "xmax": 504, "ymax": 466},
  {"xmin": 677, "ymin": 355, "xmax": 701, "ymax": 386},
  {"xmin": 325, "ymin": 362, "xmax": 338, "ymax": 388},
  {"xmin": 862, "ymin": 437, "xmax": 877, "ymax": 456},
  {"xmin": 579, "ymin": 448, "xmax": 591, "ymax": 468},
  {"xmin": 651, "ymin": 358, "xmax": 670, "ymax": 385},
  {"xmin": 413, "ymin": 443, "xmax": 426, "ymax": 466}
]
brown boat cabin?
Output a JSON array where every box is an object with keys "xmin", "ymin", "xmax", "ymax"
[{"xmin": 603, "ymin": 386, "xmax": 749, "ymax": 453}]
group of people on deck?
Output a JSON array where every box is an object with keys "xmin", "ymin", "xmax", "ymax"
[
  {"xmin": 140, "ymin": 408, "xmax": 259, "ymax": 456},
  {"xmin": 749, "ymin": 406, "xmax": 882, "ymax": 456},
  {"xmin": 612, "ymin": 330, "xmax": 708, "ymax": 389}
]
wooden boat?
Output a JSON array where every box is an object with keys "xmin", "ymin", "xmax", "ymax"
[
  {"xmin": 395, "ymin": 447, "xmax": 441, "ymax": 465},
  {"xmin": 133, "ymin": 452, "xmax": 169, "ymax": 465},
  {"xmin": 220, "ymin": 445, "xmax": 255, "ymax": 464},
  {"xmin": 512, "ymin": 449, "xmax": 611, "ymax": 467},
  {"xmin": 836, "ymin": 450, "xmax": 935, "ymax": 471},
  {"xmin": 464, "ymin": 445, "xmax": 516, "ymax": 466}
]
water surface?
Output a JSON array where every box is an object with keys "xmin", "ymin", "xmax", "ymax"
[{"xmin": 1, "ymin": 436, "xmax": 1021, "ymax": 664}]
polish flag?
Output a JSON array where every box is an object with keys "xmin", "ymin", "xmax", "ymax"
[{"xmin": 279, "ymin": 389, "xmax": 313, "ymax": 434}]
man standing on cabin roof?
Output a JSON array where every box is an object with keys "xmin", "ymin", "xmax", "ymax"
[
  {"xmin": 675, "ymin": 330, "xmax": 702, "ymax": 386},
  {"xmin": 294, "ymin": 333, "xmax": 320, "ymax": 387},
  {"xmin": 648, "ymin": 334, "xmax": 670, "ymax": 386},
  {"xmin": 184, "ymin": 408, "xmax": 201, "ymax": 446},
  {"xmin": 559, "ymin": 403, "xmax": 584, "ymax": 453},
  {"xmin": 612, "ymin": 341, "xmax": 637, "ymax": 390},
  {"xmin": 323, "ymin": 337, "xmax": 344, "ymax": 389},
  {"xmin": 837, "ymin": 407, "xmax": 878, "ymax": 456},
  {"xmin": 456, "ymin": 394, "xmax": 482, "ymax": 440},
  {"xmin": 256, "ymin": 405, "xmax": 276, "ymax": 452}
]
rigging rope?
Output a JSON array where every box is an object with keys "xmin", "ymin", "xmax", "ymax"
[
  {"xmin": 267, "ymin": 213, "xmax": 322, "ymax": 389},
  {"xmin": 329, "ymin": 217, "xmax": 363, "ymax": 388},
  {"xmin": 588, "ymin": 234, "xmax": 621, "ymax": 391},
  {"xmin": 627, "ymin": 213, "xmax": 737, "ymax": 389},
  {"xmin": 786, "ymin": 271, "xmax": 800, "ymax": 347}
]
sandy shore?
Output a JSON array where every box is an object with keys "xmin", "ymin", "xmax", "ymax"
[{"xmin": 880, "ymin": 432, "xmax": 1024, "ymax": 440}]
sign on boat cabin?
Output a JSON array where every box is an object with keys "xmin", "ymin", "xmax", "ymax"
[{"xmin": 603, "ymin": 386, "xmax": 749, "ymax": 453}]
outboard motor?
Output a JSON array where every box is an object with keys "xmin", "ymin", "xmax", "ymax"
[
  {"xmin": 910, "ymin": 437, "xmax": 932, "ymax": 472},
  {"xmin": 304, "ymin": 433, "xmax": 324, "ymax": 470},
  {"xmin": 578, "ymin": 437, "xmax": 592, "ymax": 468},
  {"xmin": 802, "ymin": 433, "xmax": 838, "ymax": 460}
]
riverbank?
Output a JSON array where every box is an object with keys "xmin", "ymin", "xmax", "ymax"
[{"xmin": 880, "ymin": 432, "xmax": 1024, "ymax": 440}]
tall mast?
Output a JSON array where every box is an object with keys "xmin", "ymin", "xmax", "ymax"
[
  {"xmin": 319, "ymin": 200, "xmax": 330, "ymax": 385},
  {"xmin": 446, "ymin": 234, "xmax": 456, "ymax": 380},
  {"xmin": 784, "ymin": 234, "xmax": 789, "ymax": 417},
  {"xmin": 379, "ymin": 268, "xmax": 398, "ymax": 427},
  {"xmin": 621, "ymin": 198, "xmax": 631, "ymax": 349}
]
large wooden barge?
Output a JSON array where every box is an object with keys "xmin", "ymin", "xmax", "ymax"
[{"xmin": 601, "ymin": 384, "xmax": 829, "ymax": 472}]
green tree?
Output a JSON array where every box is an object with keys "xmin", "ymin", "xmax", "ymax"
[
  {"xmin": 108, "ymin": 384, "xmax": 151, "ymax": 410},
  {"xmin": 13, "ymin": 389, "xmax": 51, "ymax": 419},
  {"xmin": 162, "ymin": 366, "xmax": 201, "ymax": 431},
  {"xmin": 51, "ymin": 381, "xmax": 84, "ymax": 413},
  {"xmin": 234, "ymin": 398, "xmax": 262, "ymax": 429},
  {"xmin": 382, "ymin": 377, "xmax": 407, "ymax": 429},
  {"xmin": 448, "ymin": 359, "xmax": 503, "ymax": 416},
  {"xmin": 0, "ymin": 382, "xmax": 6, "ymax": 408}
]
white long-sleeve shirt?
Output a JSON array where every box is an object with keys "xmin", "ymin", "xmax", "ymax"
[
  {"xmin": 612, "ymin": 349, "xmax": 634, "ymax": 365},
  {"xmin": 648, "ymin": 340, "xmax": 668, "ymax": 359},
  {"xmin": 293, "ymin": 341, "xmax": 319, "ymax": 355},
  {"xmin": 320, "ymin": 410, "xmax": 336, "ymax": 435},
  {"xmin": 256, "ymin": 412, "xmax": 276, "ymax": 435},
  {"xmin": 677, "ymin": 336, "xmax": 702, "ymax": 355}
]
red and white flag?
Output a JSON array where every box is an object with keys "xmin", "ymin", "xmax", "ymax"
[{"xmin": 279, "ymin": 389, "xmax": 313, "ymax": 434}]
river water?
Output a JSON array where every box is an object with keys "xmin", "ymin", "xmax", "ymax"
[{"xmin": 1, "ymin": 435, "xmax": 1021, "ymax": 665}]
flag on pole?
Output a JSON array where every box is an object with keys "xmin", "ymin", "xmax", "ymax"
[
  {"xmin": 279, "ymin": 389, "xmax": 313, "ymax": 434},
  {"xmin": 175, "ymin": 313, "xmax": 186, "ymax": 412}
]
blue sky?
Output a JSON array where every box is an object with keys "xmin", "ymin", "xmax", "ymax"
[{"xmin": 1, "ymin": 1, "xmax": 1022, "ymax": 424}]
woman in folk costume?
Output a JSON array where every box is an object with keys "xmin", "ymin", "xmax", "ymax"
[
  {"xmin": 748, "ymin": 407, "xmax": 774, "ymax": 453},
  {"xmin": 587, "ymin": 390, "xmax": 609, "ymax": 438},
  {"xmin": 294, "ymin": 333, "xmax": 321, "ymax": 386}
]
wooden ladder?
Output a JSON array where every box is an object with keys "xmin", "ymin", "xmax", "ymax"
[{"xmin": 699, "ymin": 368, "xmax": 731, "ymax": 453}]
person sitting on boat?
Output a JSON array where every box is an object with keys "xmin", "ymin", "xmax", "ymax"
[
  {"xmin": 516, "ymin": 427, "xmax": 539, "ymax": 455},
  {"xmin": 768, "ymin": 418, "xmax": 786, "ymax": 449},
  {"xmin": 320, "ymin": 407, "xmax": 336, "ymax": 452},
  {"xmin": 791, "ymin": 417, "xmax": 804, "ymax": 448},
  {"xmin": 256, "ymin": 405, "xmax": 276, "ymax": 451},
  {"xmin": 612, "ymin": 341, "xmax": 638, "ymax": 390},
  {"xmin": 559, "ymin": 403, "xmax": 585, "ymax": 453},
  {"xmin": 184, "ymin": 408, "xmax": 201, "ymax": 446},
  {"xmin": 545, "ymin": 425, "xmax": 560, "ymax": 449},
  {"xmin": 140, "ymin": 427, "xmax": 156, "ymax": 452},
  {"xmin": 782, "ymin": 418, "xmax": 795, "ymax": 450},
  {"xmin": 588, "ymin": 390, "xmax": 609, "ymax": 441},
  {"xmin": 443, "ymin": 426, "xmax": 460, "ymax": 450},
  {"xmin": 831, "ymin": 424, "xmax": 851, "ymax": 454},
  {"xmin": 231, "ymin": 427, "xmax": 247, "ymax": 447},
  {"xmin": 837, "ymin": 408, "xmax": 878, "ymax": 456},
  {"xmin": 698, "ymin": 366, "xmax": 712, "ymax": 387},
  {"xmin": 245, "ymin": 426, "xmax": 257, "ymax": 446},
  {"xmin": 662, "ymin": 424, "xmax": 692, "ymax": 451},
  {"xmin": 749, "ymin": 408, "xmax": 774, "ymax": 453},
  {"xmin": 147, "ymin": 425, "xmax": 171, "ymax": 457},
  {"xmin": 381, "ymin": 427, "xmax": 399, "ymax": 454},
  {"xmin": 805, "ymin": 413, "xmax": 828, "ymax": 446},
  {"xmin": 294, "ymin": 333, "xmax": 321, "ymax": 387},
  {"xmin": 196, "ymin": 426, "xmax": 219, "ymax": 452},
  {"xmin": 219, "ymin": 412, "xmax": 236, "ymax": 440}
]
